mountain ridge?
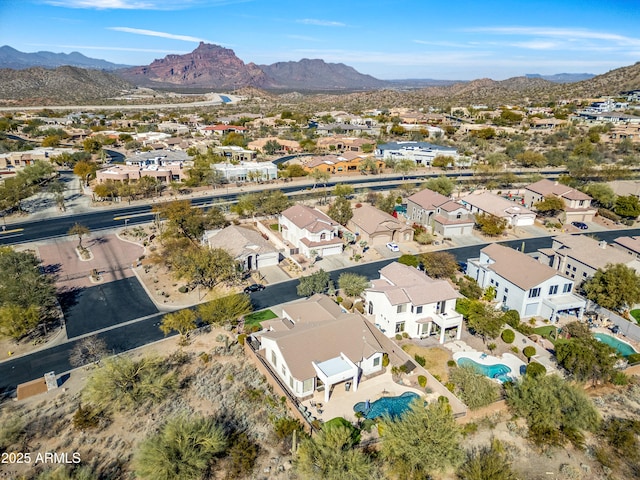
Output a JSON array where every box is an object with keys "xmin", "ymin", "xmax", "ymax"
[{"xmin": 0, "ymin": 45, "xmax": 130, "ymax": 71}]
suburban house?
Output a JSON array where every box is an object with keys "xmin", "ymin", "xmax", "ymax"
[
  {"xmin": 211, "ymin": 161, "xmax": 277, "ymax": 183},
  {"xmin": 198, "ymin": 124, "xmax": 247, "ymax": 137},
  {"xmin": 406, "ymin": 188, "xmax": 475, "ymax": 237},
  {"xmin": 364, "ymin": 262, "xmax": 463, "ymax": 343},
  {"xmin": 612, "ymin": 235, "xmax": 640, "ymax": 259},
  {"xmin": 460, "ymin": 192, "xmax": 536, "ymax": 227},
  {"xmin": 96, "ymin": 151, "xmax": 191, "ymax": 184},
  {"xmin": 279, "ymin": 205, "xmax": 342, "ymax": 258},
  {"xmin": 211, "ymin": 146, "xmax": 257, "ymax": 162},
  {"xmin": 202, "ymin": 225, "xmax": 280, "ymax": 272},
  {"xmin": 302, "ymin": 153, "xmax": 383, "ymax": 175},
  {"xmin": 347, "ymin": 204, "xmax": 414, "ymax": 245},
  {"xmin": 536, "ymin": 234, "xmax": 640, "ymax": 283},
  {"xmin": 375, "ymin": 141, "xmax": 459, "ymax": 167},
  {"xmin": 247, "ymin": 137, "xmax": 302, "ymax": 153},
  {"xmin": 523, "ymin": 179, "xmax": 595, "ymax": 222},
  {"xmin": 466, "ymin": 244, "xmax": 586, "ymax": 321},
  {"xmin": 254, "ymin": 294, "xmax": 386, "ymax": 402}
]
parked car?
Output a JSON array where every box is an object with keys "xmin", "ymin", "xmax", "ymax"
[
  {"xmin": 386, "ymin": 242, "xmax": 400, "ymax": 252},
  {"xmin": 571, "ymin": 221, "xmax": 588, "ymax": 230},
  {"xmin": 243, "ymin": 284, "xmax": 265, "ymax": 293}
]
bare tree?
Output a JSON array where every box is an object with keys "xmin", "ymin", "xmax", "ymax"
[{"xmin": 69, "ymin": 336, "xmax": 109, "ymax": 368}]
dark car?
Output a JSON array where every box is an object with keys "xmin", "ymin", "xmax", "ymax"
[
  {"xmin": 571, "ymin": 221, "xmax": 588, "ymax": 230},
  {"xmin": 244, "ymin": 284, "xmax": 265, "ymax": 293}
]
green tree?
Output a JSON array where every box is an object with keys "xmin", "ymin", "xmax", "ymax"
[
  {"xmin": 505, "ymin": 374, "xmax": 600, "ymax": 448},
  {"xmin": 295, "ymin": 424, "xmax": 375, "ymax": 480},
  {"xmin": 263, "ymin": 139, "xmax": 282, "ymax": 155},
  {"xmin": 375, "ymin": 192, "xmax": 397, "ymax": 214},
  {"xmin": 169, "ymin": 246, "xmax": 239, "ymax": 290},
  {"xmin": 338, "ymin": 272, "xmax": 370, "ymax": 297},
  {"xmin": 465, "ymin": 301, "xmax": 503, "ymax": 343},
  {"xmin": 583, "ymin": 183, "xmax": 616, "ymax": 208},
  {"xmin": 135, "ymin": 415, "xmax": 226, "ymax": 480},
  {"xmin": 614, "ymin": 194, "xmax": 640, "ymax": 219},
  {"xmin": 474, "ymin": 213, "xmax": 507, "ymax": 236},
  {"xmin": 82, "ymin": 137, "xmax": 102, "ymax": 153},
  {"xmin": 419, "ymin": 251, "xmax": 458, "ymax": 278},
  {"xmin": 160, "ymin": 309, "xmax": 198, "ymax": 339},
  {"xmin": 310, "ymin": 168, "xmax": 331, "ymax": 189},
  {"xmin": 68, "ymin": 223, "xmax": 90, "ymax": 249},
  {"xmin": 423, "ymin": 176, "xmax": 455, "ymax": 196},
  {"xmin": 153, "ymin": 200, "xmax": 205, "ymax": 243},
  {"xmin": 457, "ymin": 438, "xmax": 518, "ymax": 480},
  {"xmin": 82, "ymin": 355, "xmax": 178, "ymax": 413},
  {"xmin": 516, "ymin": 150, "xmax": 547, "ymax": 168},
  {"xmin": 583, "ymin": 263, "xmax": 640, "ymax": 312},
  {"xmin": 432, "ymin": 156, "xmax": 455, "ymax": 169},
  {"xmin": 297, "ymin": 269, "xmax": 331, "ymax": 297},
  {"xmin": 381, "ymin": 400, "xmax": 463, "ymax": 479},
  {"xmin": 449, "ymin": 365, "xmax": 499, "ymax": 409},
  {"xmin": 393, "ymin": 159, "xmax": 414, "ymax": 179},
  {"xmin": 73, "ymin": 160, "xmax": 96, "ymax": 186},
  {"xmin": 333, "ymin": 183, "xmax": 354, "ymax": 198},
  {"xmin": 359, "ymin": 157, "xmax": 380, "ymax": 175},
  {"xmin": 0, "ymin": 304, "xmax": 40, "ymax": 340},
  {"xmin": 327, "ymin": 196, "xmax": 353, "ymax": 226},
  {"xmin": 398, "ymin": 254, "xmax": 420, "ymax": 268},
  {"xmin": 197, "ymin": 293, "xmax": 252, "ymax": 326},
  {"xmin": 534, "ymin": 195, "xmax": 565, "ymax": 216}
]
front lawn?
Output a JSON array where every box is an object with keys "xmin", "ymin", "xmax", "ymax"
[{"xmin": 243, "ymin": 309, "xmax": 278, "ymax": 330}]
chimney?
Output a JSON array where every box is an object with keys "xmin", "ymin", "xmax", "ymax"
[{"xmin": 599, "ymin": 240, "xmax": 607, "ymax": 249}]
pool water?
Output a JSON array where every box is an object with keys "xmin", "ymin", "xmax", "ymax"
[
  {"xmin": 353, "ymin": 392, "xmax": 420, "ymax": 420},
  {"xmin": 594, "ymin": 333, "xmax": 637, "ymax": 357},
  {"xmin": 457, "ymin": 357, "xmax": 512, "ymax": 382}
]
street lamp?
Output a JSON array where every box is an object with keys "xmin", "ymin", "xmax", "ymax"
[{"xmin": 124, "ymin": 218, "xmax": 129, "ymax": 231}]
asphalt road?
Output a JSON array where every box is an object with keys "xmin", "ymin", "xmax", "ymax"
[{"xmin": 2, "ymin": 221, "xmax": 639, "ymax": 395}]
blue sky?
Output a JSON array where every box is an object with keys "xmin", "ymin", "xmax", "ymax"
[{"xmin": 1, "ymin": 0, "xmax": 639, "ymax": 80}]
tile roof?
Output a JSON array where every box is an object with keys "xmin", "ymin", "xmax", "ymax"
[
  {"xmin": 367, "ymin": 262, "xmax": 461, "ymax": 306},
  {"xmin": 481, "ymin": 243, "xmax": 562, "ymax": 290},
  {"xmin": 350, "ymin": 204, "xmax": 410, "ymax": 235},
  {"xmin": 552, "ymin": 234, "xmax": 638, "ymax": 270},
  {"xmin": 461, "ymin": 192, "xmax": 535, "ymax": 218},
  {"xmin": 281, "ymin": 205, "xmax": 337, "ymax": 233},
  {"xmin": 526, "ymin": 179, "xmax": 591, "ymax": 201},
  {"xmin": 407, "ymin": 188, "xmax": 450, "ymax": 210},
  {"xmin": 204, "ymin": 225, "xmax": 277, "ymax": 258},
  {"xmin": 613, "ymin": 235, "xmax": 640, "ymax": 254},
  {"xmin": 282, "ymin": 293, "xmax": 344, "ymax": 325}
]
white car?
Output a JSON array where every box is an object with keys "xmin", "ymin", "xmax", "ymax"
[{"xmin": 386, "ymin": 242, "xmax": 400, "ymax": 252}]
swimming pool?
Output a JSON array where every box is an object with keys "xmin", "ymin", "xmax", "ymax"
[
  {"xmin": 457, "ymin": 357, "xmax": 513, "ymax": 382},
  {"xmin": 594, "ymin": 333, "xmax": 638, "ymax": 358},
  {"xmin": 353, "ymin": 392, "xmax": 420, "ymax": 420}
]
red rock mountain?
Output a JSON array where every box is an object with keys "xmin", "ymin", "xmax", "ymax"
[{"xmin": 119, "ymin": 42, "xmax": 271, "ymax": 89}]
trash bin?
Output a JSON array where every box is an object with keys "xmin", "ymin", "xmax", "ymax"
[{"xmin": 345, "ymin": 382, "xmax": 351, "ymax": 391}]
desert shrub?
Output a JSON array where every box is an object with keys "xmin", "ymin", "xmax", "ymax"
[
  {"xmin": 461, "ymin": 422, "xmax": 478, "ymax": 437},
  {"xmin": 598, "ymin": 207, "xmax": 620, "ymax": 222},
  {"xmin": 402, "ymin": 332, "xmax": 409, "ymax": 338},
  {"xmin": 627, "ymin": 353, "xmax": 640, "ymax": 364},
  {"xmin": 382, "ymin": 353, "xmax": 389, "ymax": 367},
  {"xmin": 0, "ymin": 413, "xmax": 25, "ymax": 449},
  {"xmin": 449, "ymin": 365, "xmax": 499, "ymax": 409},
  {"xmin": 72, "ymin": 404, "xmax": 100, "ymax": 431},
  {"xmin": 418, "ymin": 375, "xmax": 427, "ymax": 388},
  {"xmin": 237, "ymin": 333, "xmax": 247, "ymax": 346},
  {"xmin": 525, "ymin": 362, "xmax": 547, "ymax": 378},
  {"xmin": 447, "ymin": 360, "xmax": 456, "ymax": 367},
  {"xmin": 178, "ymin": 285, "xmax": 188, "ymax": 293},
  {"xmin": 611, "ymin": 371, "xmax": 629, "ymax": 385},
  {"xmin": 395, "ymin": 334, "xmax": 403, "ymax": 341},
  {"xmin": 354, "ymin": 302, "xmax": 365, "ymax": 314},
  {"xmin": 501, "ymin": 329, "xmax": 515, "ymax": 344},
  {"xmin": 226, "ymin": 432, "xmax": 259, "ymax": 478},
  {"xmin": 341, "ymin": 298, "xmax": 353, "ymax": 310},
  {"xmin": 336, "ymin": 296, "xmax": 343, "ymax": 304},
  {"xmin": 414, "ymin": 354, "xmax": 426, "ymax": 367},
  {"xmin": 198, "ymin": 352, "xmax": 211, "ymax": 364},
  {"xmin": 523, "ymin": 346, "xmax": 536, "ymax": 360}
]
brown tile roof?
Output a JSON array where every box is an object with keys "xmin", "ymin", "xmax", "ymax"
[
  {"xmin": 407, "ymin": 188, "xmax": 450, "ymax": 210},
  {"xmin": 349, "ymin": 204, "xmax": 409, "ymax": 235},
  {"xmin": 552, "ymin": 234, "xmax": 636, "ymax": 270},
  {"xmin": 282, "ymin": 293, "xmax": 343, "ymax": 324},
  {"xmin": 367, "ymin": 262, "xmax": 461, "ymax": 306},
  {"xmin": 481, "ymin": 243, "xmax": 562, "ymax": 290},
  {"xmin": 613, "ymin": 235, "xmax": 640, "ymax": 254},
  {"xmin": 204, "ymin": 225, "xmax": 277, "ymax": 258},
  {"xmin": 261, "ymin": 312, "xmax": 384, "ymax": 379},
  {"xmin": 281, "ymin": 205, "xmax": 337, "ymax": 233},
  {"xmin": 461, "ymin": 192, "xmax": 535, "ymax": 218},
  {"xmin": 526, "ymin": 179, "xmax": 591, "ymax": 201}
]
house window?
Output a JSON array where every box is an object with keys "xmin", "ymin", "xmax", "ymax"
[
  {"xmin": 563, "ymin": 283, "xmax": 572, "ymax": 293},
  {"xmin": 395, "ymin": 322, "xmax": 405, "ymax": 333},
  {"xmin": 528, "ymin": 288, "xmax": 541, "ymax": 298},
  {"xmin": 503, "ymin": 295, "xmax": 507, "ymax": 303},
  {"xmin": 281, "ymin": 365, "xmax": 287, "ymax": 377},
  {"xmin": 548, "ymin": 285, "xmax": 558, "ymax": 295},
  {"xmin": 416, "ymin": 306, "xmax": 423, "ymax": 314},
  {"xmin": 436, "ymin": 301, "xmax": 446, "ymax": 314},
  {"xmin": 320, "ymin": 233, "xmax": 326, "ymax": 240},
  {"xmin": 397, "ymin": 304, "xmax": 406, "ymax": 314},
  {"xmin": 271, "ymin": 351, "xmax": 277, "ymax": 367},
  {"xmin": 582, "ymin": 272, "xmax": 587, "ymax": 278},
  {"xmin": 373, "ymin": 356, "xmax": 380, "ymax": 367},
  {"xmin": 289, "ymin": 376, "xmax": 294, "ymax": 389},
  {"xmin": 456, "ymin": 212, "xmax": 462, "ymax": 219},
  {"xmin": 302, "ymin": 378, "xmax": 314, "ymax": 392}
]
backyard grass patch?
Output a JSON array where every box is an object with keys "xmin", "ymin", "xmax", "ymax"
[
  {"xmin": 243, "ymin": 309, "xmax": 278, "ymax": 329},
  {"xmin": 630, "ymin": 309, "xmax": 640, "ymax": 324},
  {"xmin": 401, "ymin": 344, "xmax": 451, "ymax": 382},
  {"xmin": 534, "ymin": 325, "xmax": 558, "ymax": 345}
]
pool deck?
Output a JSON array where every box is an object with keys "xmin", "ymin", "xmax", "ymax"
[
  {"xmin": 300, "ymin": 370, "xmax": 428, "ymax": 424},
  {"xmin": 453, "ymin": 351, "xmax": 526, "ymax": 380}
]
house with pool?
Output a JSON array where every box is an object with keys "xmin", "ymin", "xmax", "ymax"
[
  {"xmin": 253, "ymin": 294, "xmax": 386, "ymax": 403},
  {"xmin": 466, "ymin": 244, "xmax": 586, "ymax": 321},
  {"xmin": 364, "ymin": 262, "xmax": 463, "ymax": 342}
]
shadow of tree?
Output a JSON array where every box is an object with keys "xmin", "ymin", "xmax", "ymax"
[
  {"xmin": 42, "ymin": 263, "xmax": 62, "ymax": 275},
  {"xmin": 57, "ymin": 285, "xmax": 85, "ymax": 313}
]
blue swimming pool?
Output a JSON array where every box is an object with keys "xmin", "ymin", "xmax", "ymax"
[
  {"xmin": 594, "ymin": 333, "xmax": 637, "ymax": 358},
  {"xmin": 457, "ymin": 357, "xmax": 512, "ymax": 382},
  {"xmin": 353, "ymin": 392, "xmax": 420, "ymax": 420}
]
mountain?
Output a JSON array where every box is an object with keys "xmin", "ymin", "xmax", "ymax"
[
  {"xmin": 119, "ymin": 42, "xmax": 387, "ymax": 91},
  {"xmin": 0, "ymin": 66, "xmax": 134, "ymax": 106},
  {"xmin": 555, "ymin": 61, "xmax": 640, "ymax": 98},
  {"xmin": 118, "ymin": 42, "xmax": 271, "ymax": 89},
  {"xmin": 0, "ymin": 45, "xmax": 130, "ymax": 70},
  {"xmin": 259, "ymin": 58, "xmax": 387, "ymax": 90},
  {"xmin": 525, "ymin": 73, "xmax": 595, "ymax": 83}
]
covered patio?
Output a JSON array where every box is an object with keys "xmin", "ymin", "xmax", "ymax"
[
  {"xmin": 312, "ymin": 353, "xmax": 359, "ymax": 403},
  {"xmin": 542, "ymin": 294, "xmax": 586, "ymax": 322},
  {"xmin": 419, "ymin": 313, "xmax": 464, "ymax": 344}
]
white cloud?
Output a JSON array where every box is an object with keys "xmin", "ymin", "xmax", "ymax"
[
  {"xmin": 467, "ymin": 26, "xmax": 640, "ymax": 47},
  {"xmin": 507, "ymin": 40, "xmax": 560, "ymax": 50},
  {"xmin": 108, "ymin": 27, "xmax": 211, "ymax": 43},
  {"xmin": 43, "ymin": 0, "xmax": 248, "ymax": 10},
  {"xmin": 296, "ymin": 19, "xmax": 346, "ymax": 27}
]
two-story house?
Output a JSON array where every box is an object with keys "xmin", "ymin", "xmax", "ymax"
[
  {"xmin": 279, "ymin": 205, "xmax": 342, "ymax": 258},
  {"xmin": 364, "ymin": 262, "xmax": 463, "ymax": 343},
  {"xmin": 536, "ymin": 234, "xmax": 640, "ymax": 284},
  {"xmin": 407, "ymin": 188, "xmax": 475, "ymax": 237},
  {"xmin": 523, "ymin": 179, "xmax": 596, "ymax": 223},
  {"xmin": 466, "ymin": 244, "xmax": 586, "ymax": 321},
  {"xmin": 612, "ymin": 235, "xmax": 640, "ymax": 259},
  {"xmin": 255, "ymin": 294, "xmax": 385, "ymax": 403}
]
